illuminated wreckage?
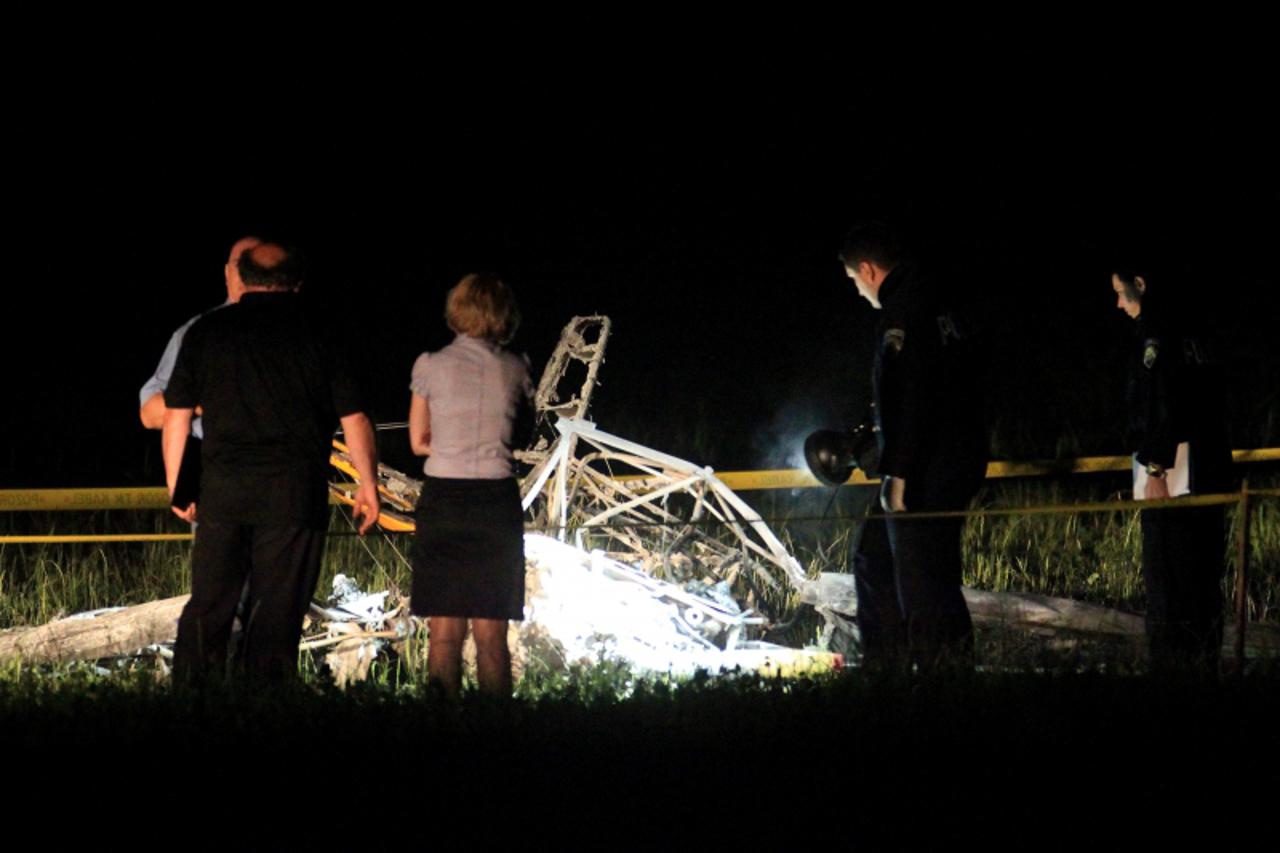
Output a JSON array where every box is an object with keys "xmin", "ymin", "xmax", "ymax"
[{"xmin": 325, "ymin": 315, "xmax": 851, "ymax": 683}]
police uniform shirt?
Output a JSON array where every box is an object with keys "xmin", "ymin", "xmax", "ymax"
[{"xmin": 872, "ymin": 263, "xmax": 986, "ymax": 493}]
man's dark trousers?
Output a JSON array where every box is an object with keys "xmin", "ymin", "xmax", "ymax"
[
  {"xmin": 174, "ymin": 521, "xmax": 326, "ymax": 683},
  {"xmin": 854, "ymin": 472, "xmax": 979, "ymax": 669}
]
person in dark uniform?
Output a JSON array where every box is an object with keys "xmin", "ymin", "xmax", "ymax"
[
  {"xmin": 1112, "ymin": 266, "xmax": 1231, "ymax": 669},
  {"xmin": 840, "ymin": 223, "xmax": 987, "ymax": 669},
  {"xmin": 163, "ymin": 241, "xmax": 380, "ymax": 683}
]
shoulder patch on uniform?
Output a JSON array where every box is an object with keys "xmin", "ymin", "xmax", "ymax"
[
  {"xmin": 936, "ymin": 313, "xmax": 962, "ymax": 345},
  {"xmin": 1142, "ymin": 338, "xmax": 1159, "ymax": 370},
  {"xmin": 883, "ymin": 328, "xmax": 906, "ymax": 354}
]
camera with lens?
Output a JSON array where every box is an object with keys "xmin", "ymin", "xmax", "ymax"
[{"xmin": 803, "ymin": 418, "xmax": 880, "ymax": 486}]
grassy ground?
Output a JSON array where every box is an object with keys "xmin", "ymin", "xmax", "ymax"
[{"xmin": 3, "ymin": 481, "xmax": 1278, "ymax": 843}]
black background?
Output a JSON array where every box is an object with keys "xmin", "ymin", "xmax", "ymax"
[{"xmin": 5, "ymin": 55, "xmax": 1278, "ymax": 487}]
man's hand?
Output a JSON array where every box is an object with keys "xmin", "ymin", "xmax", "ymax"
[
  {"xmin": 880, "ymin": 475, "xmax": 907, "ymax": 513},
  {"xmin": 1144, "ymin": 475, "xmax": 1171, "ymax": 501},
  {"xmin": 340, "ymin": 411, "xmax": 381, "ymax": 535},
  {"xmin": 351, "ymin": 481, "xmax": 380, "ymax": 535},
  {"xmin": 163, "ymin": 406, "xmax": 196, "ymax": 523}
]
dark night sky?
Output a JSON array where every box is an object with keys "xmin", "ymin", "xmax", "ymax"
[{"xmin": 5, "ymin": 63, "xmax": 1278, "ymax": 487}]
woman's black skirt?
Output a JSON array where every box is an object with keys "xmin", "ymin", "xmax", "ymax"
[{"xmin": 409, "ymin": 476, "xmax": 525, "ymax": 620}]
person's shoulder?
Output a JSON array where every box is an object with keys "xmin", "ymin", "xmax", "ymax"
[
  {"xmin": 284, "ymin": 296, "xmax": 350, "ymax": 344},
  {"xmin": 197, "ymin": 295, "xmax": 245, "ymax": 323},
  {"xmin": 897, "ymin": 262, "xmax": 942, "ymax": 302},
  {"xmin": 191, "ymin": 302, "xmax": 250, "ymax": 346},
  {"xmin": 183, "ymin": 307, "xmax": 222, "ymax": 341},
  {"xmin": 427, "ymin": 338, "xmax": 467, "ymax": 364},
  {"xmin": 497, "ymin": 346, "xmax": 532, "ymax": 373}
]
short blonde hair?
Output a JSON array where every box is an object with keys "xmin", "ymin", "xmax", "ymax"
[{"xmin": 445, "ymin": 272, "xmax": 521, "ymax": 344}]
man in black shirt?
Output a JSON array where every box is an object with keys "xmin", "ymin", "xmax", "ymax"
[
  {"xmin": 163, "ymin": 241, "xmax": 380, "ymax": 682},
  {"xmin": 840, "ymin": 224, "xmax": 987, "ymax": 669}
]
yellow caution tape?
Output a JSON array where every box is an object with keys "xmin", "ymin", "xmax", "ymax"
[
  {"xmin": 861, "ymin": 491, "xmax": 1246, "ymax": 522},
  {"xmin": 0, "ymin": 487, "xmax": 172, "ymax": 512},
  {"xmin": 0, "ymin": 533, "xmax": 195, "ymax": 544},
  {"xmin": 713, "ymin": 448, "xmax": 1280, "ymax": 491},
  {"xmin": 621, "ymin": 458, "xmax": 1134, "ymax": 490},
  {"xmin": 513, "ymin": 490, "xmax": 1266, "ymax": 535},
  {"xmin": 718, "ymin": 456, "xmax": 1140, "ymax": 489},
  {"xmin": 3, "ymin": 489, "xmax": 1274, "ymax": 544},
  {"xmin": 2, "ymin": 486, "xmax": 353, "ymax": 513},
  {"xmin": 4, "ymin": 449, "xmax": 1278, "ymax": 512},
  {"xmin": 715, "ymin": 469, "xmax": 877, "ymax": 490},
  {"xmin": 984, "ymin": 456, "xmax": 1132, "ymax": 478}
]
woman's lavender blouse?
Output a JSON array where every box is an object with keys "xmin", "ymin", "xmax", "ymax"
[{"xmin": 410, "ymin": 335, "xmax": 534, "ymax": 479}]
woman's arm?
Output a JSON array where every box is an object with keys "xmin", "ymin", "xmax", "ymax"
[{"xmin": 409, "ymin": 393, "xmax": 432, "ymax": 456}]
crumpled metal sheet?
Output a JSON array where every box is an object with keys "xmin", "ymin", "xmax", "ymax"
[
  {"xmin": 520, "ymin": 534, "xmax": 836, "ymax": 677},
  {"xmin": 318, "ymin": 574, "xmax": 395, "ymax": 688}
]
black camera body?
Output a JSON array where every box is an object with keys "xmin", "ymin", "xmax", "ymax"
[{"xmin": 803, "ymin": 420, "xmax": 880, "ymax": 486}]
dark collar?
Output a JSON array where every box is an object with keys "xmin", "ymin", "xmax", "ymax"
[
  {"xmin": 239, "ymin": 289, "xmax": 299, "ymax": 304},
  {"xmin": 877, "ymin": 264, "xmax": 910, "ymax": 313}
]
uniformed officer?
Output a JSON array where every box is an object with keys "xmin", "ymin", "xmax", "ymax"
[
  {"xmin": 1112, "ymin": 267, "xmax": 1231, "ymax": 668},
  {"xmin": 840, "ymin": 223, "xmax": 987, "ymax": 669}
]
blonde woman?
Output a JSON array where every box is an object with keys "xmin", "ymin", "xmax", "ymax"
[{"xmin": 408, "ymin": 273, "xmax": 534, "ymax": 697}]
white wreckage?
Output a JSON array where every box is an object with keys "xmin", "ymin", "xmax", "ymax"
[{"xmin": 326, "ymin": 315, "xmax": 851, "ymax": 683}]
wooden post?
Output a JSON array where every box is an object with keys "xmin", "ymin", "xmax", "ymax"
[{"xmin": 1234, "ymin": 479, "xmax": 1252, "ymax": 671}]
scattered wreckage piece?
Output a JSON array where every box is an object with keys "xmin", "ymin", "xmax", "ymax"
[
  {"xmin": 520, "ymin": 315, "xmax": 612, "ymax": 466},
  {"xmin": 796, "ymin": 571, "xmax": 861, "ymax": 654},
  {"xmin": 302, "ymin": 574, "xmax": 405, "ymax": 688},
  {"xmin": 519, "ymin": 417, "xmax": 808, "ymax": 618},
  {"xmin": 330, "ymin": 440, "xmax": 418, "ymax": 532},
  {"xmin": 517, "ymin": 534, "xmax": 838, "ymax": 677}
]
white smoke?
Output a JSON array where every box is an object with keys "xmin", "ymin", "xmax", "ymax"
[{"xmin": 751, "ymin": 401, "xmax": 840, "ymax": 473}]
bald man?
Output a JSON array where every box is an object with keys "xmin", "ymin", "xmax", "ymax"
[
  {"xmin": 164, "ymin": 241, "xmax": 379, "ymax": 682},
  {"xmin": 139, "ymin": 236, "xmax": 261, "ymax": 433}
]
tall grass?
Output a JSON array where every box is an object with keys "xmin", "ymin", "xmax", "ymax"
[
  {"xmin": 0, "ymin": 511, "xmax": 191, "ymax": 629},
  {"xmin": 0, "ymin": 510, "xmax": 415, "ymax": 630},
  {"xmin": 3, "ymin": 471, "xmax": 1278, "ymax": 642},
  {"xmin": 1237, "ymin": 481, "xmax": 1280, "ymax": 622},
  {"xmin": 964, "ymin": 479, "xmax": 1146, "ymax": 608}
]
